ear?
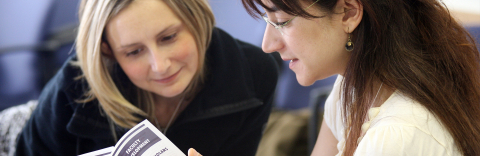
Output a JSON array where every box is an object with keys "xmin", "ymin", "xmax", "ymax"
[
  {"xmin": 101, "ymin": 41, "xmax": 115, "ymax": 59},
  {"xmin": 341, "ymin": 0, "xmax": 363, "ymax": 33}
]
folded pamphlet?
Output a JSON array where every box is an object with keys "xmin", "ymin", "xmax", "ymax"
[{"xmin": 79, "ymin": 119, "xmax": 186, "ymax": 156}]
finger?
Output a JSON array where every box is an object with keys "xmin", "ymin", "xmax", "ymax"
[{"xmin": 188, "ymin": 148, "xmax": 203, "ymax": 156}]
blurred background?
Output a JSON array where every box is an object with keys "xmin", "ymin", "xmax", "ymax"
[
  {"xmin": 1, "ymin": 0, "xmax": 478, "ymax": 111},
  {"xmin": 0, "ymin": 0, "xmax": 337, "ymax": 111},
  {"xmin": 0, "ymin": 0, "xmax": 478, "ymax": 155}
]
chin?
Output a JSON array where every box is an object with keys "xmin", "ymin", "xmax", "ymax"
[
  {"xmin": 298, "ymin": 81, "xmax": 315, "ymax": 87},
  {"xmin": 296, "ymin": 76, "xmax": 315, "ymax": 87},
  {"xmin": 153, "ymin": 86, "xmax": 187, "ymax": 98},
  {"xmin": 155, "ymin": 90, "xmax": 183, "ymax": 98}
]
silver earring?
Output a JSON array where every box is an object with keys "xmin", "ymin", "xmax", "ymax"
[{"xmin": 345, "ymin": 28, "xmax": 354, "ymax": 51}]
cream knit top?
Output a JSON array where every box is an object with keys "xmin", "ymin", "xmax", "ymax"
[{"xmin": 323, "ymin": 75, "xmax": 461, "ymax": 156}]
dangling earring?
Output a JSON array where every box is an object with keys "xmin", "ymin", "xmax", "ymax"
[{"xmin": 345, "ymin": 27, "xmax": 354, "ymax": 51}]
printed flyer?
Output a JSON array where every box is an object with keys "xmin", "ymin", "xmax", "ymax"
[{"xmin": 79, "ymin": 120, "xmax": 186, "ymax": 156}]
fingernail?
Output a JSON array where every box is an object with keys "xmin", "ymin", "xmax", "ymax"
[{"xmin": 188, "ymin": 148, "xmax": 196, "ymax": 155}]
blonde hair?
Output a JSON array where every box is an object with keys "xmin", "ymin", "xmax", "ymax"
[{"xmin": 75, "ymin": 0, "xmax": 215, "ymax": 129}]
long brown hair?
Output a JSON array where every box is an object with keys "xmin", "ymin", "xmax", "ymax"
[{"xmin": 242, "ymin": 0, "xmax": 480, "ymax": 155}]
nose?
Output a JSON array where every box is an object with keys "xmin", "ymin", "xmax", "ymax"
[
  {"xmin": 262, "ymin": 25, "xmax": 284, "ymax": 53},
  {"xmin": 150, "ymin": 49, "xmax": 171, "ymax": 74}
]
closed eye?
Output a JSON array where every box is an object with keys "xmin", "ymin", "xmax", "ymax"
[
  {"xmin": 263, "ymin": 14, "xmax": 289, "ymax": 27},
  {"xmin": 275, "ymin": 21, "xmax": 288, "ymax": 26},
  {"xmin": 161, "ymin": 33, "xmax": 177, "ymax": 42},
  {"xmin": 126, "ymin": 48, "xmax": 142, "ymax": 56}
]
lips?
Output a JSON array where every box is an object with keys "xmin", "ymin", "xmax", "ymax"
[
  {"xmin": 153, "ymin": 68, "xmax": 182, "ymax": 84},
  {"xmin": 289, "ymin": 59, "xmax": 298, "ymax": 69}
]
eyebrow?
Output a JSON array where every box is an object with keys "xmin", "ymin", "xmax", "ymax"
[
  {"xmin": 119, "ymin": 24, "xmax": 178, "ymax": 49},
  {"xmin": 265, "ymin": 5, "xmax": 280, "ymax": 13},
  {"xmin": 119, "ymin": 43, "xmax": 139, "ymax": 50},
  {"xmin": 154, "ymin": 24, "xmax": 179, "ymax": 40}
]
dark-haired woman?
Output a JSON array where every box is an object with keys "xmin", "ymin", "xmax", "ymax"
[{"xmin": 189, "ymin": 0, "xmax": 480, "ymax": 155}]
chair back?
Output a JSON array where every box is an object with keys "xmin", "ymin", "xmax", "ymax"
[{"xmin": 0, "ymin": 0, "xmax": 79, "ymax": 111}]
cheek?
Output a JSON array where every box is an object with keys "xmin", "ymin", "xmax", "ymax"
[
  {"xmin": 174, "ymin": 46, "xmax": 194, "ymax": 61},
  {"xmin": 173, "ymin": 38, "xmax": 199, "ymax": 67},
  {"xmin": 119, "ymin": 61, "xmax": 147, "ymax": 81}
]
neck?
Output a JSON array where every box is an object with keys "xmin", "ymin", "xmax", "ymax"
[
  {"xmin": 153, "ymin": 93, "xmax": 187, "ymax": 129},
  {"xmin": 372, "ymin": 83, "xmax": 395, "ymax": 107},
  {"xmin": 154, "ymin": 93, "xmax": 184, "ymax": 106}
]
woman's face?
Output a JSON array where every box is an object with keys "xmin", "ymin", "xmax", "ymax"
[
  {"xmin": 104, "ymin": 0, "xmax": 199, "ymax": 98},
  {"xmin": 261, "ymin": 0, "xmax": 351, "ymax": 86}
]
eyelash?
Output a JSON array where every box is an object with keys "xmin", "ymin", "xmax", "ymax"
[
  {"xmin": 126, "ymin": 49, "xmax": 142, "ymax": 56},
  {"xmin": 275, "ymin": 21, "xmax": 288, "ymax": 26},
  {"xmin": 161, "ymin": 33, "xmax": 177, "ymax": 42},
  {"xmin": 125, "ymin": 33, "xmax": 178, "ymax": 57}
]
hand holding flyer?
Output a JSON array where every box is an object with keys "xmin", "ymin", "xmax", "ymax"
[{"xmin": 79, "ymin": 120, "xmax": 186, "ymax": 156}]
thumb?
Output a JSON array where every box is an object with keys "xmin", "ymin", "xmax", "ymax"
[{"xmin": 188, "ymin": 148, "xmax": 203, "ymax": 156}]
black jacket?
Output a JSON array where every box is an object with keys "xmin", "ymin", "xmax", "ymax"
[{"xmin": 15, "ymin": 28, "xmax": 279, "ymax": 156}]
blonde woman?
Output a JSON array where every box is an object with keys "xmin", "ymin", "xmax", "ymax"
[{"xmin": 15, "ymin": 0, "xmax": 279, "ymax": 155}]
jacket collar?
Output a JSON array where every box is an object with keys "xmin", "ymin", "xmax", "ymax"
[{"xmin": 175, "ymin": 28, "xmax": 262, "ymax": 124}]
